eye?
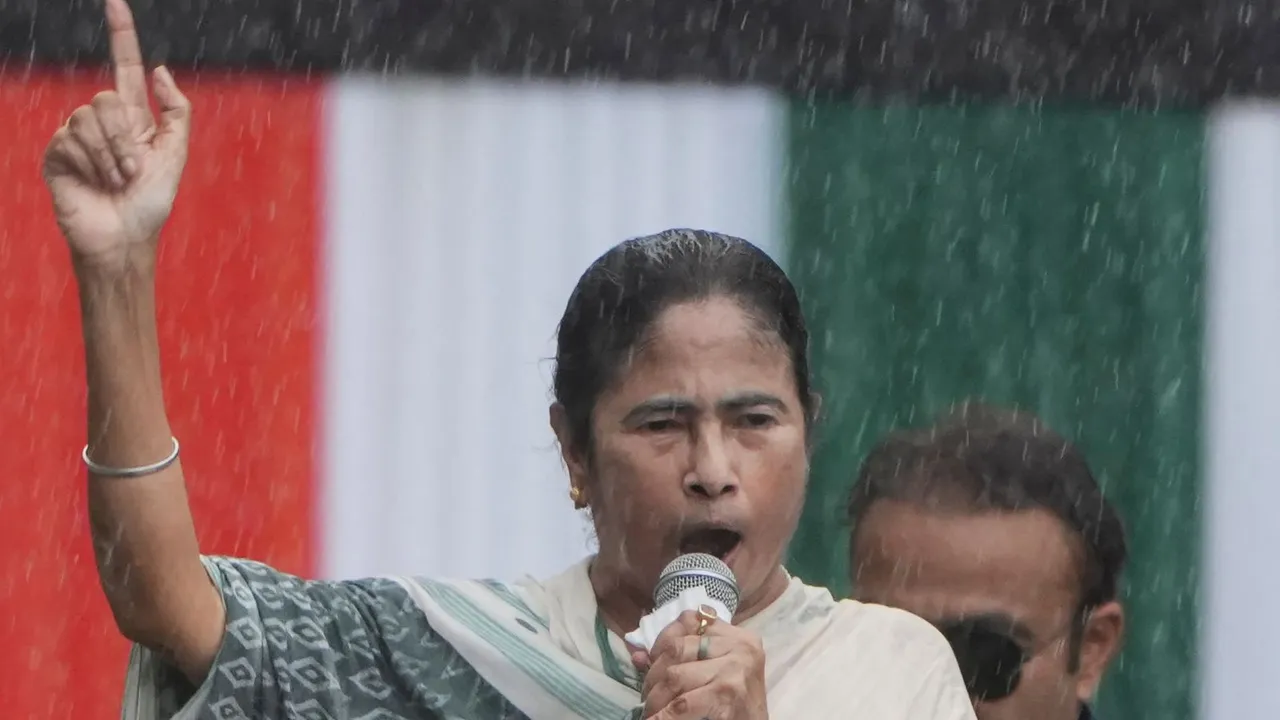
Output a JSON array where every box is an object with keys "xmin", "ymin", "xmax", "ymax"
[
  {"xmin": 737, "ymin": 412, "xmax": 777, "ymax": 429},
  {"xmin": 642, "ymin": 418, "xmax": 681, "ymax": 432}
]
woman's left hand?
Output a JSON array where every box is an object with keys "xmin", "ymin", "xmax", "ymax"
[{"xmin": 632, "ymin": 608, "xmax": 768, "ymax": 720}]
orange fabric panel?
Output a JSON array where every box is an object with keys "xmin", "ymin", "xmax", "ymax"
[{"xmin": 0, "ymin": 71, "xmax": 322, "ymax": 718}]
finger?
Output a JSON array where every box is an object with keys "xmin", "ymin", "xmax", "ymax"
[
  {"xmin": 649, "ymin": 683, "xmax": 735, "ymax": 720},
  {"xmin": 631, "ymin": 650, "xmax": 651, "ymax": 672},
  {"xmin": 642, "ymin": 651, "xmax": 673, "ymax": 702},
  {"xmin": 649, "ymin": 610, "xmax": 703, "ymax": 662},
  {"xmin": 105, "ymin": 0, "xmax": 149, "ymax": 108},
  {"xmin": 67, "ymin": 106, "xmax": 125, "ymax": 188},
  {"xmin": 671, "ymin": 634, "xmax": 736, "ymax": 665},
  {"xmin": 90, "ymin": 91, "xmax": 141, "ymax": 178},
  {"xmin": 642, "ymin": 657, "xmax": 726, "ymax": 717},
  {"xmin": 651, "ymin": 611, "xmax": 740, "ymax": 665},
  {"xmin": 641, "ymin": 633, "xmax": 740, "ymax": 703},
  {"xmin": 674, "ymin": 608, "xmax": 709, "ymax": 633},
  {"xmin": 44, "ymin": 128, "xmax": 101, "ymax": 185},
  {"xmin": 152, "ymin": 66, "xmax": 191, "ymax": 143},
  {"xmin": 675, "ymin": 605, "xmax": 725, "ymax": 635}
]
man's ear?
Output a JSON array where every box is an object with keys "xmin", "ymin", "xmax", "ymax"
[{"xmin": 1075, "ymin": 601, "xmax": 1124, "ymax": 701}]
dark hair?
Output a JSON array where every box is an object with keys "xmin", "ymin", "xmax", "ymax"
[
  {"xmin": 848, "ymin": 401, "xmax": 1128, "ymax": 614},
  {"xmin": 553, "ymin": 228, "xmax": 815, "ymax": 457}
]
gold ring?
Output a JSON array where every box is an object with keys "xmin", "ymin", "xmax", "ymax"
[
  {"xmin": 695, "ymin": 604, "xmax": 718, "ymax": 636},
  {"xmin": 697, "ymin": 635, "xmax": 711, "ymax": 661}
]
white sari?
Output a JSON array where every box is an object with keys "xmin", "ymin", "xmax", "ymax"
[{"xmin": 122, "ymin": 556, "xmax": 975, "ymax": 719}]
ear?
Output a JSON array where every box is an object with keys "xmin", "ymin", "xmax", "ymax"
[
  {"xmin": 1074, "ymin": 601, "xmax": 1124, "ymax": 701},
  {"xmin": 808, "ymin": 391, "xmax": 823, "ymax": 423},
  {"xmin": 549, "ymin": 403, "xmax": 590, "ymax": 504}
]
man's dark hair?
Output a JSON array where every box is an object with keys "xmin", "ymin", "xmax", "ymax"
[{"xmin": 847, "ymin": 401, "xmax": 1128, "ymax": 613}]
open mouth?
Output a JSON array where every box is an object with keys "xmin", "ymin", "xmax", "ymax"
[{"xmin": 678, "ymin": 527, "xmax": 743, "ymax": 561}]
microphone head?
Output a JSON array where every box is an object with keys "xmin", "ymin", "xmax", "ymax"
[{"xmin": 654, "ymin": 553, "xmax": 740, "ymax": 618}]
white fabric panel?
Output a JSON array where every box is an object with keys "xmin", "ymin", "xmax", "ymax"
[
  {"xmin": 1203, "ymin": 102, "xmax": 1280, "ymax": 720},
  {"xmin": 321, "ymin": 77, "xmax": 785, "ymax": 583}
]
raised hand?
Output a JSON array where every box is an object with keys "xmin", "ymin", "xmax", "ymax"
[{"xmin": 42, "ymin": 0, "xmax": 191, "ymax": 270}]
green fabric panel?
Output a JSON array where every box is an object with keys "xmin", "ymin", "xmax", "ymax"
[{"xmin": 785, "ymin": 104, "xmax": 1202, "ymax": 720}]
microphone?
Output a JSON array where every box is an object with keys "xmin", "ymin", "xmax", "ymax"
[
  {"xmin": 654, "ymin": 552, "xmax": 740, "ymax": 617},
  {"xmin": 624, "ymin": 553, "xmax": 740, "ymax": 651}
]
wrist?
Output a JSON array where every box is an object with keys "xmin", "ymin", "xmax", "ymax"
[
  {"xmin": 74, "ymin": 247, "xmax": 161, "ymax": 341},
  {"xmin": 71, "ymin": 244, "xmax": 158, "ymax": 285}
]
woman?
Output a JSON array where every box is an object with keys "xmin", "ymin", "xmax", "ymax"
[{"xmin": 46, "ymin": 2, "xmax": 977, "ymax": 717}]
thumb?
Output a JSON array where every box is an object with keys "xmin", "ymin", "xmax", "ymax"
[
  {"xmin": 152, "ymin": 66, "xmax": 191, "ymax": 143},
  {"xmin": 630, "ymin": 649, "xmax": 651, "ymax": 671}
]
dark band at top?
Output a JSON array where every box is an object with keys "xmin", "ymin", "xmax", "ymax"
[{"xmin": 0, "ymin": 0, "xmax": 1273, "ymax": 107}]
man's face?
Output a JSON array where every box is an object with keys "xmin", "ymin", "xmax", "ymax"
[{"xmin": 851, "ymin": 500, "xmax": 1123, "ymax": 720}]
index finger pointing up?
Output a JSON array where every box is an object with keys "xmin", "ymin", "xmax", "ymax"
[{"xmin": 105, "ymin": 0, "xmax": 148, "ymax": 108}]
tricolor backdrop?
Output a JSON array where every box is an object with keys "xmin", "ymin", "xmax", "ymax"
[{"xmin": 1, "ymin": 5, "xmax": 1278, "ymax": 718}]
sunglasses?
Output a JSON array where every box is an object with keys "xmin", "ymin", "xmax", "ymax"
[{"xmin": 935, "ymin": 618, "xmax": 1030, "ymax": 702}]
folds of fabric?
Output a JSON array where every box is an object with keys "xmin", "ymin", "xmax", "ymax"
[{"xmin": 121, "ymin": 556, "xmax": 975, "ymax": 720}]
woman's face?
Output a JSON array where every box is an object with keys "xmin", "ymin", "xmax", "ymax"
[{"xmin": 556, "ymin": 295, "xmax": 809, "ymax": 622}]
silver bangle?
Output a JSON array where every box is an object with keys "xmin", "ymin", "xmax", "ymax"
[{"xmin": 82, "ymin": 437, "xmax": 180, "ymax": 478}]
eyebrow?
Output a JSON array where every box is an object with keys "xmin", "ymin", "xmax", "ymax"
[
  {"xmin": 621, "ymin": 392, "xmax": 787, "ymax": 425},
  {"xmin": 719, "ymin": 391, "xmax": 786, "ymax": 413}
]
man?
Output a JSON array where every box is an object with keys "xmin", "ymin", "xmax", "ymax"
[{"xmin": 847, "ymin": 402, "xmax": 1125, "ymax": 720}]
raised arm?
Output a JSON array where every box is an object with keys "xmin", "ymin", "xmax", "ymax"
[{"xmin": 42, "ymin": 0, "xmax": 222, "ymax": 682}]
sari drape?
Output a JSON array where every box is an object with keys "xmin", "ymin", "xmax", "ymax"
[{"xmin": 121, "ymin": 556, "xmax": 975, "ymax": 719}]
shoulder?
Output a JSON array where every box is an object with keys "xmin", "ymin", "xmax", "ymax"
[
  {"xmin": 826, "ymin": 600, "xmax": 975, "ymax": 718},
  {"xmin": 202, "ymin": 555, "xmax": 410, "ymax": 598},
  {"xmin": 199, "ymin": 555, "xmax": 427, "ymax": 638},
  {"xmin": 828, "ymin": 598, "xmax": 957, "ymax": 668}
]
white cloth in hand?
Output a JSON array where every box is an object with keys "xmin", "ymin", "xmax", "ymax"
[{"xmin": 623, "ymin": 586, "xmax": 731, "ymax": 651}]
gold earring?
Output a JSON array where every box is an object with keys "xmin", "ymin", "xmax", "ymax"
[{"xmin": 569, "ymin": 486, "xmax": 585, "ymax": 508}]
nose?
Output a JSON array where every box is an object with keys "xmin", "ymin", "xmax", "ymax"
[{"xmin": 683, "ymin": 427, "xmax": 738, "ymax": 499}]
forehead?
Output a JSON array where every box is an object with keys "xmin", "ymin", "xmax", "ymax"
[
  {"xmin": 852, "ymin": 500, "xmax": 1081, "ymax": 625},
  {"xmin": 609, "ymin": 297, "xmax": 793, "ymax": 397}
]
